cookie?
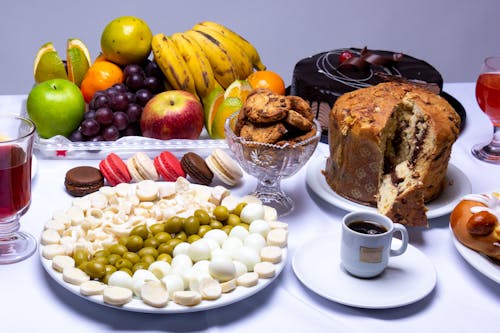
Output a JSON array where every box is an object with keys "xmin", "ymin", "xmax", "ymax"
[
  {"xmin": 154, "ymin": 151, "xmax": 185, "ymax": 181},
  {"xmin": 205, "ymin": 149, "xmax": 243, "ymax": 187},
  {"xmin": 99, "ymin": 153, "xmax": 131, "ymax": 186},
  {"xmin": 127, "ymin": 152, "xmax": 159, "ymax": 182},
  {"xmin": 65, "ymin": 166, "xmax": 104, "ymax": 197},
  {"xmin": 181, "ymin": 152, "xmax": 213, "ymax": 185}
]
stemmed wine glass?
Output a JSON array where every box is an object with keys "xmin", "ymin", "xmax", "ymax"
[
  {"xmin": 473, "ymin": 56, "xmax": 500, "ymax": 164},
  {"xmin": 0, "ymin": 114, "xmax": 37, "ymax": 264}
]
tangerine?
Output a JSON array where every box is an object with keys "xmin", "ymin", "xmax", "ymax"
[
  {"xmin": 247, "ymin": 70, "xmax": 285, "ymax": 95},
  {"xmin": 80, "ymin": 60, "xmax": 124, "ymax": 102}
]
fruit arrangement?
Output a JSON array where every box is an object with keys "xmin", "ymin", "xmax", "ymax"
[
  {"xmin": 27, "ymin": 16, "xmax": 282, "ymax": 143},
  {"xmin": 40, "ymin": 178, "xmax": 288, "ymax": 309}
]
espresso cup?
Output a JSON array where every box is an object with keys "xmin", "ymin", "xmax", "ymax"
[{"xmin": 340, "ymin": 211, "xmax": 409, "ymax": 278}]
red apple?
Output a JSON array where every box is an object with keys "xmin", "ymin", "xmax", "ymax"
[{"xmin": 140, "ymin": 90, "xmax": 204, "ymax": 140}]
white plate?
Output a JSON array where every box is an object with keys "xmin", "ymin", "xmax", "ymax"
[
  {"xmin": 40, "ymin": 249, "xmax": 286, "ymax": 313},
  {"xmin": 306, "ymin": 155, "xmax": 471, "ymax": 219},
  {"xmin": 292, "ymin": 233, "xmax": 436, "ymax": 309},
  {"xmin": 450, "ymin": 227, "xmax": 500, "ymax": 284},
  {"xmin": 31, "ymin": 155, "xmax": 37, "ymax": 180}
]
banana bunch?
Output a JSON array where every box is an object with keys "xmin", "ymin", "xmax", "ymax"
[{"xmin": 151, "ymin": 21, "xmax": 266, "ymax": 100}]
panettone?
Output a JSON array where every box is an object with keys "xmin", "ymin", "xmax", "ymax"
[{"xmin": 324, "ymin": 82, "xmax": 461, "ymax": 226}]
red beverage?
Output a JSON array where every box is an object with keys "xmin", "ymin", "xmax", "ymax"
[
  {"xmin": 475, "ymin": 73, "xmax": 500, "ymax": 126},
  {"xmin": 0, "ymin": 145, "xmax": 31, "ymax": 220}
]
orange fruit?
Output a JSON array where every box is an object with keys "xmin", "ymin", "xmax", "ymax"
[
  {"xmin": 247, "ymin": 70, "xmax": 285, "ymax": 95},
  {"xmin": 80, "ymin": 60, "xmax": 124, "ymax": 102}
]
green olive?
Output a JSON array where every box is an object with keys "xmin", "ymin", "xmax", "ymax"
[
  {"xmin": 93, "ymin": 249, "xmax": 110, "ymax": 258},
  {"xmin": 157, "ymin": 242, "xmax": 170, "ymax": 255},
  {"xmin": 94, "ymin": 256, "xmax": 109, "ymax": 265},
  {"xmin": 149, "ymin": 223, "xmax": 165, "ymax": 235},
  {"xmin": 163, "ymin": 238, "xmax": 183, "ymax": 255},
  {"xmin": 175, "ymin": 231, "xmax": 187, "ymax": 242},
  {"xmin": 184, "ymin": 216, "xmax": 200, "ymax": 235},
  {"xmin": 138, "ymin": 246, "xmax": 158, "ymax": 258},
  {"xmin": 187, "ymin": 234, "xmax": 201, "ymax": 243},
  {"xmin": 104, "ymin": 264, "xmax": 117, "ymax": 275},
  {"xmin": 132, "ymin": 261, "xmax": 150, "ymax": 272},
  {"xmin": 122, "ymin": 251, "xmax": 140, "ymax": 264},
  {"xmin": 194, "ymin": 209, "xmax": 210, "ymax": 225},
  {"xmin": 115, "ymin": 258, "xmax": 133, "ymax": 270},
  {"xmin": 198, "ymin": 225, "xmax": 212, "ymax": 237},
  {"xmin": 157, "ymin": 253, "xmax": 172, "ymax": 263},
  {"xmin": 107, "ymin": 254, "xmax": 121, "ymax": 266},
  {"xmin": 119, "ymin": 267, "xmax": 133, "ymax": 276},
  {"xmin": 143, "ymin": 237, "xmax": 159, "ymax": 249},
  {"xmin": 102, "ymin": 273, "xmax": 112, "ymax": 284},
  {"xmin": 221, "ymin": 225, "xmax": 233, "ymax": 235},
  {"xmin": 108, "ymin": 243, "xmax": 128, "ymax": 256},
  {"xmin": 226, "ymin": 213, "xmax": 241, "ymax": 226},
  {"xmin": 232, "ymin": 202, "xmax": 247, "ymax": 216},
  {"xmin": 73, "ymin": 248, "xmax": 90, "ymax": 267},
  {"xmin": 118, "ymin": 236, "xmax": 128, "ymax": 246},
  {"xmin": 125, "ymin": 235, "xmax": 144, "ymax": 252},
  {"xmin": 78, "ymin": 261, "xmax": 90, "ymax": 274},
  {"xmin": 213, "ymin": 206, "xmax": 229, "ymax": 221},
  {"xmin": 165, "ymin": 216, "xmax": 183, "ymax": 234},
  {"xmin": 141, "ymin": 254, "xmax": 155, "ymax": 265},
  {"xmin": 238, "ymin": 222, "xmax": 249, "ymax": 230},
  {"xmin": 86, "ymin": 261, "xmax": 106, "ymax": 279},
  {"xmin": 210, "ymin": 220, "xmax": 223, "ymax": 229},
  {"xmin": 155, "ymin": 231, "xmax": 172, "ymax": 244},
  {"xmin": 130, "ymin": 224, "xmax": 149, "ymax": 240}
]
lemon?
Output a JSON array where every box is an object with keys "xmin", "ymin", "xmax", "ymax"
[
  {"xmin": 34, "ymin": 42, "xmax": 67, "ymax": 83},
  {"xmin": 224, "ymin": 79, "xmax": 252, "ymax": 102},
  {"xmin": 211, "ymin": 97, "xmax": 243, "ymax": 139},
  {"xmin": 100, "ymin": 16, "xmax": 153, "ymax": 65},
  {"xmin": 66, "ymin": 38, "xmax": 91, "ymax": 87}
]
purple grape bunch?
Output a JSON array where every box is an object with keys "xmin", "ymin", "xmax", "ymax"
[{"xmin": 69, "ymin": 60, "xmax": 165, "ymax": 142}]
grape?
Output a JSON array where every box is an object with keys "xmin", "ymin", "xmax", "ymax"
[
  {"xmin": 84, "ymin": 110, "xmax": 96, "ymax": 120},
  {"xmin": 106, "ymin": 87, "xmax": 119, "ymax": 97},
  {"xmin": 126, "ymin": 73, "xmax": 145, "ymax": 91},
  {"xmin": 109, "ymin": 92, "xmax": 128, "ymax": 111},
  {"xmin": 69, "ymin": 130, "xmax": 84, "ymax": 142},
  {"xmin": 102, "ymin": 125, "xmax": 120, "ymax": 141},
  {"xmin": 136, "ymin": 89, "xmax": 154, "ymax": 106},
  {"xmin": 95, "ymin": 107, "xmax": 113, "ymax": 125},
  {"xmin": 126, "ymin": 103, "xmax": 142, "ymax": 123},
  {"xmin": 80, "ymin": 119, "xmax": 100, "ymax": 137},
  {"xmin": 125, "ymin": 91, "xmax": 136, "ymax": 103},
  {"xmin": 93, "ymin": 94, "xmax": 109, "ymax": 108},
  {"xmin": 113, "ymin": 112, "xmax": 129, "ymax": 131},
  {"xmin": 112, "ymin": 83, "xmax": 127, "ymax": 93},
  {"xmin": 90, "ymin": 135, "xmax": 104, "ymax": 142},
  {"xmin": 144, "ymin": 76, "xmax": 163, "ymax": 93},
  {"xmin": 145, "ymin": 61, "xmax": 163, "ymax": 78},
  {"xmin": 124, "ymin": 64, "xmax": 143, "ymax": 78},
  {"xmin": 121, "ymin": 125, "xmax": 140, "ymax": 137}
]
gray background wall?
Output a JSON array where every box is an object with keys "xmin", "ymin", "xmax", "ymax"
[{"xmin": 1, "ymin": 0, "xmax": 499, "ymax": 94}]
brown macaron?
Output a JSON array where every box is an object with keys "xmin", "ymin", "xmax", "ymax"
[
  {"xmin": 181, "ymin": 152, "xmax": 214, "ymax": 185},
  {"xmin": 65, "ymin": 166, "xmax": 104, "ymax": 197}
]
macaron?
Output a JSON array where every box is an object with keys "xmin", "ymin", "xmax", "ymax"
[
  {"xmin": 154, "ymin": 151, "xmax": 185, "ymax": 181},
  {"xmin": 65, "ymin": 166, "xmax": 104, "ymax": 197},
  {"xmin": 127, "ymin": 152, "xmax": 159, "ymax": 182},
  {"xmin": 205, "ymin": 149, "xmax": 243, "ymax": 186},
  {"xmin": 181, "ymin": 152, "xmax": 214, "ymax": 185},
  {"xmin": 99, "ymin": 153, "xmax": 131, "ymax": 186}
]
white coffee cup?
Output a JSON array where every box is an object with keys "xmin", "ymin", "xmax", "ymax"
[{"xmin": 340, "ymin": 211, "xmax": 409, "ymax": 278}]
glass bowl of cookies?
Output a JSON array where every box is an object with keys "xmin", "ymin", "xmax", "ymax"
[{"xmin": 224, "ymin": 89, "xmax": 321, "ymax": 216}]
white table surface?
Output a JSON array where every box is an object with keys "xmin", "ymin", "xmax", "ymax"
[{"xmin": 1, "ymin": 82, "xmax": 499, "ymax": 333}]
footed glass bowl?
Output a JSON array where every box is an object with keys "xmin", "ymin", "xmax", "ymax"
[{"xmin": 224, "ymin": 112, "xmax": 321, "ymax": 216}]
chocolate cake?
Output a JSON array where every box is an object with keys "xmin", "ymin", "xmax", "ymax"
[{"xmin": 290, "ymin": 48, "xmax": 444, "ymax": 134}]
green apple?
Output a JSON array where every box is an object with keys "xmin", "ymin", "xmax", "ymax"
[{"xmin": 26, "ymin": 79, "xmax": 85, "ymax": 139}]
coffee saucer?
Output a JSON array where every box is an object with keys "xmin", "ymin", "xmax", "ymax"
[{"xmin": 292, "ymin": 233, "xmax": 436, "ymax": 309}]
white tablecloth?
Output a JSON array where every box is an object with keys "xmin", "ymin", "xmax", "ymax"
[{"xmin": 1, "ymin": 83, "xmax": 499, "ymax": 333}]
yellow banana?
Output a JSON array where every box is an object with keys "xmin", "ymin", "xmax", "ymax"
[
  {"xmin": 191, "ymin": 26, "xmax": 253, "ymax": 80},
  {"xmin": 170, "ymin": 32, "xmax": 220, "ymax": 98},
  {"xmin": 183, "ymin": 29, "xmax": 237, "ymax": 89},
  {"xmin": 193, "ymin": 21, "xmax": 266, "ymax": 71},
  {"xmin": 151, "ymin": 33, "xmax": 197, "ymax": 97}
]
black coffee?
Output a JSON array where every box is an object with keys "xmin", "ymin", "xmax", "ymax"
[{"xmin": 348, "ymin": 221, "xmax": 388, "ymax": 235}]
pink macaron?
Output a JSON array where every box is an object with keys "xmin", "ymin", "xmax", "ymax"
[
  {"xmin": 99, "ymin": 153, "xmax": 131, "ymax": 186},
  {"xmin": 154, "ymin": 151, "xmax": 185, "ymax": 181}
]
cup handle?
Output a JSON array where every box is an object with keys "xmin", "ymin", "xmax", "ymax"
[{"xmin": 390, "ymin": 223, "xmax": 409, "ymax": 257}]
